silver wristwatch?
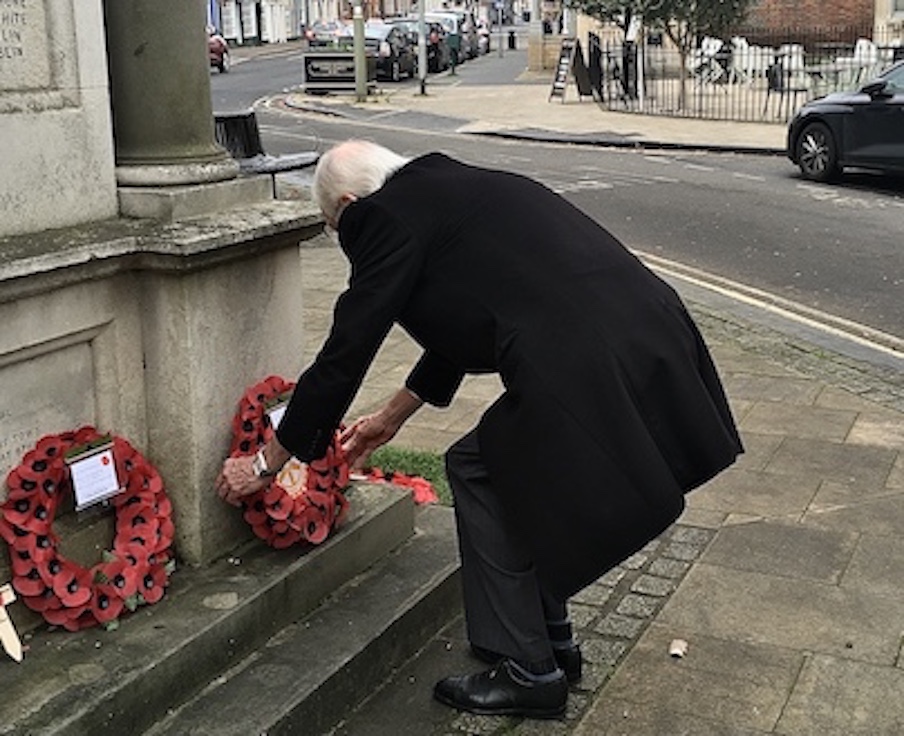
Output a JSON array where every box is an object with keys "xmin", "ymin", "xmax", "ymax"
[{"xmin": 251, "ymin": 449, "xmax": 276, "ymax": 478}]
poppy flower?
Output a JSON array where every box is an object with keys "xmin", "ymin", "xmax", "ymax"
[
  {"xmin": 0, "ymin": 516, "xmax": 16, "ymax": 545},
  {"xmin": 36, "ymin": 434, "xmax": 66, "ymax": 462},
  {"xmin": 333, "ymin": 493, "xmax": 350, "ymax": 527},
  {"xmin": 64, "ymin": 610, "xmax": 98, "ymax": 632},
  {"xmin": 52, "ymin": 562, "xmax": 94, "ymax": 607},
  {"xmin": 243, "ymin": 495, "xmax": 270, "ymax": 527},
  {"xmin": 73, "ymin": 426, "xmax": 99, "ymax": 445},
  {"xmin": 139, "ymin": 564, "xmax": 168, "ymax": 604},
  {"xmin": 44, "ymin": 603, "xmax": 88, "ymax": 629},
  {"xmin": 26, "ymin": 587, "xmax": 63, "ymax": 613},
  {"xmin": 118, "ymin": 541, "xmax": 152, "ymax": 568},
  {"xmin": 91, "ymin": 583, "xmax": 125, "ymax": 623},
  {"xmin": 98, "ymin": 558, "xmax": 140, "ymax": 600},
  {"xmin": 271, "ymin": 528, "xmax": 301, "ymax": 549},
  {"xmin": 37, "ymin": 555, "xmax": 64, "ymax": 586},
  {"xmin": 271, "ymin": 519, "xmax": 290, "ymax": 534},
  {"xmin": 298, "ymin": 507, "xmax": 329, "ymax": 544},
  {"xmin": 153, "ymin": 495, "xmax": 172, "ymax": 518},
  {"xmin": 15, "ymin": 530, "xmax": 57, "ymax": 562},
  {"xmin": 251, "ymin": 522, "xmax": 272, "ymax": 541},
  {"xmin": 264, "ymin": 492, "xmax": 291, "ymax": 521},
  {"xmin": 17, "ymin": 451, "xmax": 49, "ymax": 484},
  {"xmin": 407, "ymin": 477, "xmax": 439, "ymax": 505},
  {"xmin": 5, "ymin": 466, "xmax": 26, "ymax": 492},
  {"xmin": 11, "ymin": 551, "xmax": 35, "ymax": 577},
  {"xmin": 123, "ymin": 519, "xmax": 160, "ymax": 550},
  {"xmin": 115, "ymin": 499, "xmax": 154, "ymax": 529},
  {"xmin": 5, "ymin": 494, "xmax": 54, "ymax": 533},
  {"xmin": 15, "ymin": 566, "xmax": 50, "ymax": 597},
  {"xmin": 155, "ymin": 516, "xmax": 175, "ymax": 553}
]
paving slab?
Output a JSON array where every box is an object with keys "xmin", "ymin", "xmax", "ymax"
[
  {"xmin": 657, "ymin": 563, "xmax": 904, "ymax": 666},
  {"xmin": 575, "ymin": 623, "xmax": 801, "ymax": 735},
  {"xmin": 777, "ymin": 655, "xmax": 904, "ymax": 735},
  {"xmin": 701, "ymin": 520, "xmax": 859, "ymax": 583},
  {"xmin": 804, "ymin": 492, "xmax": 904, "ymax": 537},
  {"xmin": 765, "ymin": 436, "xmax": 897, "ymax": 488},
  {"xmin": 688, "ymin": 466, "xmax": 820, "ymax": 519}
]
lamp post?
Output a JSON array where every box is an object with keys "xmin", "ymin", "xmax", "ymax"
[
  {"xmin": 418, "ymin": 1, "xmax": 427, "ymax": 95},
  {"xmin": 353, "ymin": 0, "xmax": 366, "ymax": 102}
]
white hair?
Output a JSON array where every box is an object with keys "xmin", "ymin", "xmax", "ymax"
[{"xmin": 312, "ymin": 140, "xmax": 411, "ymax": 224}]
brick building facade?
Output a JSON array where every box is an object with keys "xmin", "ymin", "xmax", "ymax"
[
  {"xmin": 745, "ymin": 0, "xmax": 875, "ymax": 32},
  {"xmin": 734, "ymin": 0, "xmax": 888, "ymax": 46}
]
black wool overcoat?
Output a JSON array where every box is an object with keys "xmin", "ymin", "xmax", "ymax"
[{"xmin": 277, "ymin": 153, "xmax": 742, "ymax": 600}]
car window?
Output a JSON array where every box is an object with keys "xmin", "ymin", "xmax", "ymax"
[{"xmin": 882, "ymin": 63, "xmax": 904, "ymax": 92}]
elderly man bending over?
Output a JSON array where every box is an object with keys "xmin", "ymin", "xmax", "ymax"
[{"xmin": 217, "ymin": 139, "xmax": 742, "ymax": 719}]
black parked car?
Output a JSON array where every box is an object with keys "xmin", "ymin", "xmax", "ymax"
[
  {"xmin": 787, "ymin": 60, "xmax": 904, "ymax": 181},
  {"xmin": 365, "ymin": 23, "xmax": 417, "ymax": 81}
]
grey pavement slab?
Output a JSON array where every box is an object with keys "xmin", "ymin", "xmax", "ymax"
[
  {"xmin": 657, "ymin": 562, "xmax": 904, "ymax": 666},
  {"xmin": 688, "ymin": 465, "xmax": 820, "ymax": 519},
  {"xmin": 804, "ymin": 491, "xmax": 904, "ymax": 537},
  {"xmin": 777, "ymin": 655, "xmax": 904, "ymax": 735},
  {"xmin": 701, "ymin": 520, "xmax": 859, "ymax": 583},
  {"xmin": 764, "ymin": 436, "xmax": 897, "ymax": 488},
  {"xmin": 575, "ymin": 623, "xmax": 802, "ymax": 735}
]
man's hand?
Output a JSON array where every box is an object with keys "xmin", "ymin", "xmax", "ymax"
[
  {"xmin": 216, "ymin": 455, "xmax": 270, "ymax": 506},
  {"xmin": 341, "ymin": 386, "xmax": 424, "ymax": 469},
  {"xmin": 341, "ymin": 413, "xmax": 398, "ymax": 470}
]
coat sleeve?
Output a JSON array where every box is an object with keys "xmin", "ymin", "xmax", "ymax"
[
  {"xmin": 275, "ymin": 200, "xmax": 425, "ymax": 461},
  {"xmin": 406, "ymin": 351, "xmax": 463, "ymax": 407}
]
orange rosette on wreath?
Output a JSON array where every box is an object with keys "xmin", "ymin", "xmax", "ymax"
[
  {"xmin": 0, "ymin": 427, "xmax": 175, "ymax": 631},
  {"xmin": 227, "ymin": 376, "xmax": 350, "ymax": 549}
]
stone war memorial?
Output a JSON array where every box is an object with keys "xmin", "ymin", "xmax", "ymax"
[{"xmin": 0, "ymin": 1, "xmax": 449, "ymax": 732}]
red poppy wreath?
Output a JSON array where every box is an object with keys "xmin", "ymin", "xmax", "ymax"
[
  {"xmin": 0, "ymin": 427, "xmax": 175, "ymax": 631},
  {"xmin": 227, "ymin": 376, "xmax": 350, "ymax": 549}
]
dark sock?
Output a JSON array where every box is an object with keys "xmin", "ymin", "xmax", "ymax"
[
  {"xmin": 509, "ymin": 657, "xmax": 562, "ymax": 683},
  {"xmin": 546, "ymin": 617, "xmax": 576, "ymax": 650}
]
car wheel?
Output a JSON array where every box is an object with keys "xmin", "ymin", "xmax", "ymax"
[{"xmin": 796, "ymin": 122, "xmax": 838, "ymax": 182}]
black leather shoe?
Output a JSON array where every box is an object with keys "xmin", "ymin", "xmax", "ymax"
[
  {"xmin": 471, "ymin": 643, "xmax": 583, "ymax": 684},
  {"xmin": 434, "ymin": 659, "xmax": 568, "ymax": 718}
]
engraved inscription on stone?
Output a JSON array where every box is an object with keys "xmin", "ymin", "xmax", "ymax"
[
  {"xmin": 0, "ymin": 342, "xmax": 96, "ymax": 497},
  {"xmin": 0, "ymin": 0, "xmax": 51, "ymax": 91}
]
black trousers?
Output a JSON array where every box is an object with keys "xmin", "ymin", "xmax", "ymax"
[{"xmin": 445, "ymin": 428, "xmax": 566, "ymax": 665}]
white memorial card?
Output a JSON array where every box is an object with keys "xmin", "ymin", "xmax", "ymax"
[
  {"xmin": 265, "ymin": 390, "xmax": 292, "ymax": 431},
  {"xmin": 267, "ymin": 402, "xmax": 287, "ymax": 430},
  {"xmin": 67, "ymin": 444, "xmax": 121, "ymax": 510}
]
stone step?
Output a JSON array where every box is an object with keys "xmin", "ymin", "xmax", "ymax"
[
  {"xmin": 142, "ymin": 501, "xmax": 460, "ymax": 736},
  {"xmin": 0, "ymin": 483, "xmax": 418, "ymax": 736}
]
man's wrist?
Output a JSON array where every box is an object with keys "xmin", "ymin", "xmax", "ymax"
[{"xmin": 251, "ymin": 448, "xmax": 277, "ymax": 478}]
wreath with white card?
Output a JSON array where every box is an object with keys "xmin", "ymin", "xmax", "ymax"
[
  {"xmin": 0, "ymin": 427, "xmax": 175, "ymax": 631},
  {"xmin": 227, "ymin": 376, "xmax": 350, "ymax": 549}
]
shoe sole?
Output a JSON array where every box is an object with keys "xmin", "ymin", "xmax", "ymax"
[{"xmin": 433, "ymin": 690, "xmax": 566, "ymax": 719}]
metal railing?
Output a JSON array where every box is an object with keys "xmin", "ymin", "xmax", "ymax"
[{"xmin": 589, "ymin": 27, "xmax": 904, "ymax": 123}]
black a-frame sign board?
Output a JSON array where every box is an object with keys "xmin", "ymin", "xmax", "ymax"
[{"xmin": 549, "ymin": 38, "xmax": 594, "ymax": 102}]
